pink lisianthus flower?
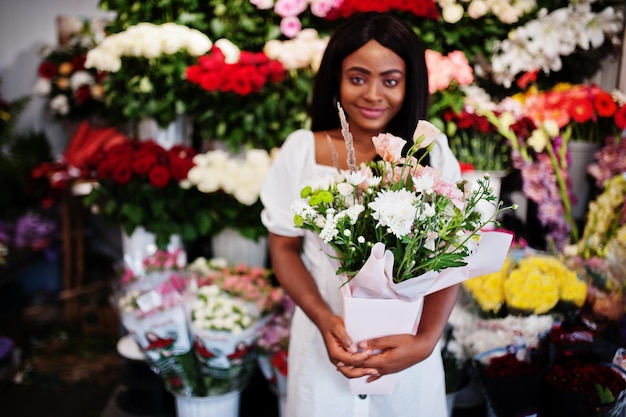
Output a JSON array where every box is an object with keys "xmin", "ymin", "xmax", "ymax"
[{"xmin": 372, "ymin": 133, "xmax": 406, "ymax": 163}]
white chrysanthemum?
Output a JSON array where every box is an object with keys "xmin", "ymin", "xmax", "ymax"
[
  {"xmin": 319, "ymin": 213, "xmax": 339, "ymax": 242},
  {"xmin": 50, "ymin": 94, "xmax": 69, "ymax": 115},
  {"xmin": 33, "ymin": 78, "xmax": 51, "ymax": 95},
  {"xmin": 336, "ymin": 182, "xmax": 354, "ymax": 197},
  {"xmin": 69, "ymin": 71, "xmax": 95, "ymax": 91},
  {"xmin": 368, "ymin": 189, "xmax": 417, "ymax": 238}
]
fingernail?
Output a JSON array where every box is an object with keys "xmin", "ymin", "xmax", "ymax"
[
  {"xmin": 336, "ymin": 362, "xmax": 345, "ymax": 367},
  {"xmin": 348, "ymin": 344, "xmax": 357, "ymax": 353}
]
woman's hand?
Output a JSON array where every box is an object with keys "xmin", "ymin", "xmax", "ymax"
[
  {"xmin": 353, "ymin": 334, "xmax": 431, "ymax": 382},
  {"xmin": 318, "ymin": 313, "xmax": 380, "ymax": 379}
]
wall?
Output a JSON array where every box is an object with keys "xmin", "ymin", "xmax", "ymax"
[{"xmin": 0, "ymin": 0, "xmax": 109, "ymax": 155}]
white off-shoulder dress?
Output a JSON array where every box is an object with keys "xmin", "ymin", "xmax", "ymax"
[{"xmin": 260, "ymin": 129, "xmax": 461, "ymax": 417}]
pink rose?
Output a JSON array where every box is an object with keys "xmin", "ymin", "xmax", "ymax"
[{"xmin": 280, "ymin": 16, "xmax": 302, "ymax": 38}]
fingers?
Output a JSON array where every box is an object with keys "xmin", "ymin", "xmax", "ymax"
[{"xmin": 336, "ymin": 363, "xmax": 380, "ymax": 379}]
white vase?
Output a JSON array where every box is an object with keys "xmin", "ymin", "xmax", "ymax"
[
  {"xmin": 137, "ymin": 114, "xmax": 192, "ymax": 149},
  {"xmin": 568, "ymin": 140, "xmax": 599, "ymax": 220},
  {"xmin": 211, "ymin": 227, "xmax": 268, "ymax": 267},
  {"xmin": 175, "ymin": 391, "xmax": 240, "ymax": 417},
  {"xmin": 121, "ymin": 226, "xmax": 185, "ymax": 275},
  {"xmin": 461, "ymin": 170, "xmax": 506, "ymax": 230}
]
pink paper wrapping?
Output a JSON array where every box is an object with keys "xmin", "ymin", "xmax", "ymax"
[{"xmin": 341, "ymin": 230, "xmax": 513, "ymax": 395}]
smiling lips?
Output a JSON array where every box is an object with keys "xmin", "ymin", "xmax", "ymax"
[{"xmin": 358, "ymin": 106, "xmax": 386, "ymax": 119}]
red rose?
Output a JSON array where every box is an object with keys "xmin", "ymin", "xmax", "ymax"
[
  {"xmin": 38, "ymin": 61, "xmax": 58, "ymax": 79},
  {"xmin": 111, "ymin": 161, "xmax": 133, "ymax": 184},
  {"xmin": 148, "ymin": 165, "xmax": 171, "ymax": 188},
  {"xmin": 71, "ymin": 53, "xmax": 87, "ymax": 71},
  {"xmin": 132, "ymin": 152, "xmax": 158, "ymax": 176},
  {"xmin": 74, "ymin": 85, "xmax": 92, "ymax": 104}
]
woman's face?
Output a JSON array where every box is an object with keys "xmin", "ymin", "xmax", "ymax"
[{"xmin": 339, "ymin": 40, "xmax": 406, "ymax": 140}]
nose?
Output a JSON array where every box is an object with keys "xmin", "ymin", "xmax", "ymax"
[{"xmin": 363, "ymin": 82, "xmax": 382, "ymax": 102}]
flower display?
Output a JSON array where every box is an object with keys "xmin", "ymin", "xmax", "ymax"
[
  {"xmin": 33, "ymin": 41, "xmax": 106, "ymax": 120},
  {"xmin": 464, "ymin": 253, "xmax": 587, "ymax": 316},
  {"xmin": 328, "ymin": 0, "xmax": 441, "ymax": 20},
  {"xmin": 82, "ymin": 137, "xmax": 212, "ymax": 247},
  {"xmin": 183, "ymin": 147, "xmax": 272, "ymax": 241},
  {"xmin": 292, "ymin": 109, "xmax": 512, "ymax": 283},
  {"xmin": 490, "ymin": 2, "xmax": 624, "ymax": 88},
  {"xmin": 85, "ymin": 22, "xmax": 213, "ymax": 128}
]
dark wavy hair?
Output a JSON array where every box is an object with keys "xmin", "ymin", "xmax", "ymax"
[{"xmin": 309, "ymin": 12, "xmax": 429, "ymax": 148}]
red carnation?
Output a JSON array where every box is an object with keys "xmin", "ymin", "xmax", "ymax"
[{"xmin": 148, "ymin": 165, "xmax": 171, "ymax": 188}]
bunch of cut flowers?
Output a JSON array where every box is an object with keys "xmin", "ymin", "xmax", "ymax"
[
  {"xmin": 291, "ymin": 105, "xmax": 515, "ymax": 295},
  {"xmin": 463, "ymin": 253, "xmax": 588, "ymax": 318},
  {"xmin": 185, "ymin": 257, "xmax": 283, "ymax": 395},
  {"xmin": 256, "ymin": 293, "xmax": 295, "ymax": 399}
]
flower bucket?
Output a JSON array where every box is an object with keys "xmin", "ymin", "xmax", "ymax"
[
  {"xmin": 211, "ymin": 227, "xmax": 268, "ymax": 267},
  {"xmin": 175, "ymin": 391, "xmax": 241, "ymax": 417},
  {"xmin": 568, "ymin": 140, "xmax": 600, "ymax": 220},
  {"xmin": 137, "ymin": 114, "xmax": 192, "ymax": 149},
  {"xmin": 121, "ymin": 226, "xmax": 185, "ymax": 276},
  {"xmin": 460, "ymin": 170, "xmax": 506, "ymax": 230}
]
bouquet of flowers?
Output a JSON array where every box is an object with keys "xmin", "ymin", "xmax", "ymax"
[
  {"xmin": 185, "ymin": 257, "xmax": 283, "ymax": 395},
  {"xmin": 33, "ymin": 40, "xmax": 106, "ymax": 121},
  {"xmin": 292, "ymin": 105, "xmax": 514, "ymax": 289},
  {"xmin": 116, "ymin": 251, "xmax": 283, "ymax": 397}
]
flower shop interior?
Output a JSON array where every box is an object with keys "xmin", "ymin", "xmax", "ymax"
[{"xmin": 1, "ymin": 0, "xmax": 626, "ymax": 416}]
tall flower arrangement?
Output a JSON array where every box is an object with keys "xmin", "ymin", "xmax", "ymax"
[{"xmin": 82, "ymin": 136, "xmax": 213, "ymax": 247}]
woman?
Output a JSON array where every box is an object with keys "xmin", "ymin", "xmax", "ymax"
[{"xmin": 260, "ymin": 12, "xmax": 461, "ymax": 417}]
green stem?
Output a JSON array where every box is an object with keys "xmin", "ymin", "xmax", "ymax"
[{"xmin": 545, "ymin": 141, "xmax": 578, "ymax": 242}]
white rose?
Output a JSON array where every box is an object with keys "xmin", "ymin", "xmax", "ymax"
[
  {"xmin": 186, "ymin": 29, "xmax": 212, "ymax": 56},
  {"xmin": 467, "ymin": 0, "xmax": 488, "ymax": 18},
  {"xmin": 215, "ymin": 38, "xmax": 241, "ymax": 64},
  {"xmin": 50, "ymin": 94, "xmax": 69, "ymax": 115},
  {"xmin": 442, "ymin": 3, "xmax": 465, "ymax": 23}
]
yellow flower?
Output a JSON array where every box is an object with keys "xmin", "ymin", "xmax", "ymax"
[{"xmin": 463, "ymin": 257, "xmax": 510, "ymax": 314}]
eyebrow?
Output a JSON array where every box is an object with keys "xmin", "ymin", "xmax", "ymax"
[{"xmin": 345, "ymin": 66, "xmax": 405, "ymax": 76}]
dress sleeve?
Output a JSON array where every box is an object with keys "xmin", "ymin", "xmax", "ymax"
[{"xmin": 260, "ymin": 130, "xmax": 315, "ymax": 237}]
